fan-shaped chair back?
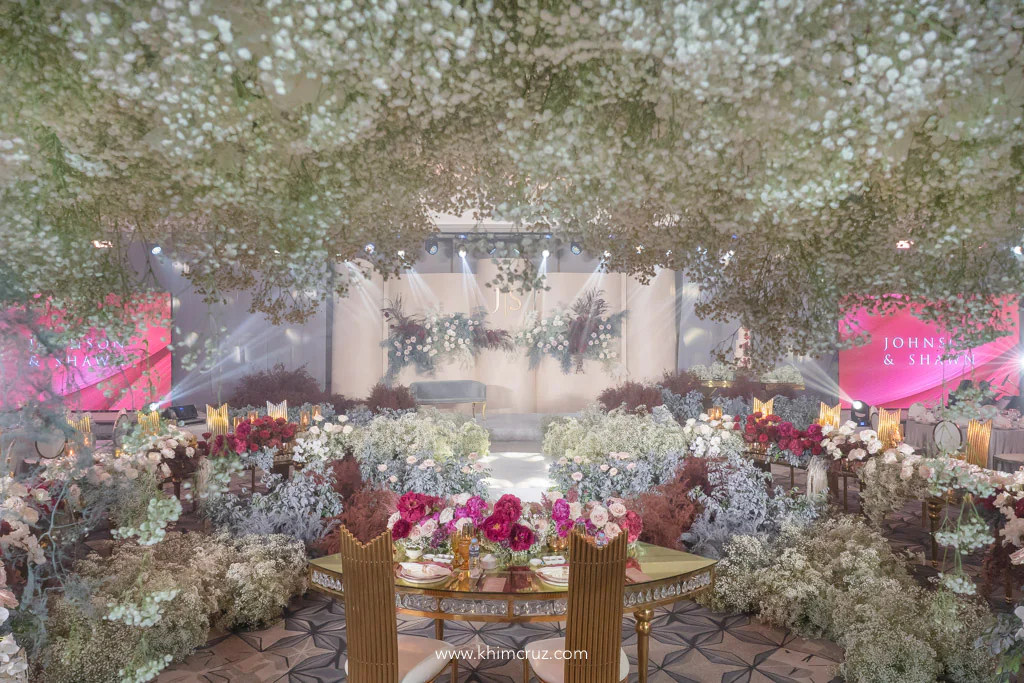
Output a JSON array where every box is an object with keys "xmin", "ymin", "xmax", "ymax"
[
  {"xmin": 337, "ymin": 527, "xmax": 400, "ymax": 682},
  {"xmin": 564, "ymin": 530, "xmax": 628, "ymax": 683}
]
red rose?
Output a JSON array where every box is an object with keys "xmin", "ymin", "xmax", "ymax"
[
  {"xmin": 758, "ymin": 434, "xmax": 769, "ymax": 443},
  {"xmin": 391, "ymin": 519, "xmax": 411, "ymax": 540},
  {"xmin": 259, "ymin": 429, "xmax": 272, "ymax": 440},
  {"xmin": 1015, "ymin": 498, "xmax": 1024, "ymax": 519},
  {"xmin": 811, "ymin": 445, "xmax": 822, "ymax": 455}
]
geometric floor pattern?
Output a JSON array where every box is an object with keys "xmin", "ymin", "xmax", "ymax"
[{"xmin": 159, "ymin": 591, "xmax": 845, "ymax": 683}]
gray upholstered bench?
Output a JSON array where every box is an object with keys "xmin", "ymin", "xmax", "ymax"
[{"xmin": 409, "ymin": 380, "xmax": 487, "ymax": 418}]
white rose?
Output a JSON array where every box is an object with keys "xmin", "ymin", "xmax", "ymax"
[
  {"xmin": 377, "ymin": 464, "xmax": 388, "ymax": 472},
  {"xmin": 589, "ymin": 506, "xmax": 609, "ymax": 528},
  {"xmin": 608, "ymin": 502, "xmax": 627, "ymax": 518}
]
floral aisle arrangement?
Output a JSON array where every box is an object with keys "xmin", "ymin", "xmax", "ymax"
[
  {"xmin": 703, "ymin": 516, "xmax": 996, "ymax": 683},
  {"xmin": 546, "ymin": 407, "xmax": 689, "ymax": 499},
  {"xmin": 680, "ymin": 414, "xmax": 746, "ymax": 459},
  {"xmin": 350, "ymin": 409, "xmax": 491, "ymax": 497},
  {"xmin": 515, "ymin": 289, "xmax": 627, "ymax": 374},
  {"xmin": 382, "ymin": 297, "xmax": 513, "ymax": 382}
]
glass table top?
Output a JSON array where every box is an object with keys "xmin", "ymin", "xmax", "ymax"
[{"xmin": 309, "ymin": 542, "xmax": 716, "ymax": 596}]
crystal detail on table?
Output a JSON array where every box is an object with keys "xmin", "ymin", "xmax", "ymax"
[
  {"xmin": 514, "ymin": 598, "xmax": 568, "ymax": 617},
  {"xmin": 396, "ymin": 593, "xmax": 439, "ymax": 612},
  {"xmin": 311, "ymin": 570, "xmax": 343, "ymax": 594},
  {"xmin": 623, "ymin": 571, "xmax": 711, "ymax": 607},
  {"xmin": 440, "ymin": 598, "xmax": 508, "ymax": 616}
]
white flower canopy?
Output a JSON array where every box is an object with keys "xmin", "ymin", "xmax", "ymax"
[{"xmin": 1, "ymin": 0, "xmax": 1022, "ymax": 365}]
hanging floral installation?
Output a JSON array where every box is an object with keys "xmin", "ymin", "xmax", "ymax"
[
  {"xmin": 1, "ymin": 1, "xmax": 1022, "ymax": 367},
  {"xmin": 515, "ymin": 289, "xmax": 627, "ymax": 374},
  {"xmin": 381, "ymin": 296, "xmax": 514, "ymax": 382}
]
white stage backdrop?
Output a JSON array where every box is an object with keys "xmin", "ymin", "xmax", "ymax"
[{"xmin": 332, "ymin": 265, "xmax": 677, "ymax": 413}]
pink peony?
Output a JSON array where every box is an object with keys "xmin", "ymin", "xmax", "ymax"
[{"xmin": 508, "ymin": 523, "xmax": 536, "ymax": 552}]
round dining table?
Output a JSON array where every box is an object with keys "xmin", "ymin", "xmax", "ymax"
[
  {"xmin": 308, "ymin": 542, "xmax": 717, "ymax": 683},
  {"xmin": 905, "ymin": 419, "xmax": 1024, "ymax": 467}
]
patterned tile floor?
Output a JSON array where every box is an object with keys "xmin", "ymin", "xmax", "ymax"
[{"xmin": 159, "ymin": 463, "xmax": 1000, "ymax": 683}]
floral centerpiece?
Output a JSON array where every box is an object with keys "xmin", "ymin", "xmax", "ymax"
[
  {"xmin": 741, "ymin": 413, "xmax": 823, "ymax": 466},
  {"xmin": 515, "ymin": 289, "xmax": 626, "ymax": 374},
  {"xmin": 543, "ymin": 492, "xmax": 643, "ymax": 545},
  {"xmin": 382, "ymin": 297, "xmax": 513, "ymax": 382},
  {"xmin": 386, "ymin": 492, "xmax": 449, "ymax": 552},
  {"xmin": 205, "ymin": 415, "xmax": 299, "ymax": 470},
  {"xmin": 821, "ymin": 421, "xmax": 884, "ymax": 468},
  {"xmin": 122, "ymin": 423, "xmax": 201, "ymax": 481},
  {"xmin": 681, "ymin": 413, "xmax": 746, "ymax": 459}
]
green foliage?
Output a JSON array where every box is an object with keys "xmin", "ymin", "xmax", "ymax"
[
  {"xmin": 36, "ymin": 533, "xmax": 307, "ymax": 683},
  {"xmin": 704, "ymin": 516, "xmax": 998, "ymax": 683}
]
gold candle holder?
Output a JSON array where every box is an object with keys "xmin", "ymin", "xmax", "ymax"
[
  {"xmin": 752, "ymin": 397, "xmax": 774, "ymax": 416},
  {"xmin": 707, "ymin": 406, "xmax": 723, "ymax": 421},
  {"xmin": 818, "ymin": 402, "xmax": 841, "ymax": 428},
  {"xmin": 233, "ymin": 416, "xmax": 244, "ymax": 432},
  {"xmin": 877, "ymin": 408, "xmax": 901, "ymax": 448},
  {"xmin": 248, "ymin": 410, "xmax": 259, "ymax": 423},
  {"xmin": 137, "ymin": 410, "xmax": 161, "ymax": 436},
  {"xmin": 266, "ymin": 400, "xmax": 288, "ymax": 421},
  {"xmin": 300, "ymin": 408, "xmax": 311, "ymax": 430},
  {"xmin": 312, "ymin": 405, "xmax": 322, "ymax": 421},
  {"xmin": 206, "ymin": 403, "xmax": 229, "ymax": 436}
]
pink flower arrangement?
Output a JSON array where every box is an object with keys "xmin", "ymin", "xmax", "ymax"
[{"xmin": 543, "ymin": 492, "xmax": 643, "ymax": 543}]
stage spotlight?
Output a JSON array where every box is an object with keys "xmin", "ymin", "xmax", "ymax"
[
  {"xmin": 542, "ymin": 249, "xmax": 550, "ymax": 258},
  {"xmin": 92, "ymin": 240, "xmax": 112, "ymax": 249},
  {"xmin": 397, "ymin": 250, "xmax": 406, "ymax": 259},
  {"xmin": 426, "ymin": 238, "xmax": 439, "ymax": 255},
  {"xmin": 151, "ymin": 245, "xmax": 162, "ymax": 255},
  {"xmin": 487, "ymin": 242, "xmax": 497, "ymax": 255},
  {"xmin": 458, "ymin": 246, "xmax": 468, "ymax": 258},
  {"xmin": 602, "ymin": 250, "xmax": 611, "ymax": 259},
  {"xmin": 1013, "ymin": 245, "xmax": 1023, "ymax": 258},
  {"xmin": 851, "ymin": 400, "xmax": 870, "ymax": 426},
  {"xmin": 364, "ymin": 243, "xmax": 375, "ymax": 254},
  {"xmin": 570, "ymin": 242, "xmax": 582, "ymax": 255}
]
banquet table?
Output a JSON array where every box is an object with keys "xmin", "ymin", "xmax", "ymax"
[
  {"xmin": 308, "ymin": 542, "xmax": 717, "ymax": 683},
  {"xmin": 905, "ymin": 419, "xmax": 1024, "ymax": 468}
]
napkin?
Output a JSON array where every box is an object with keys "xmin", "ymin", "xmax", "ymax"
[
  {"xmin": 480, "ymin": 577, "xmax": 507, "ymax": 593},
  {"xmin": 625, "ymin": 568, "xmax": 653, "ymax": 584}
]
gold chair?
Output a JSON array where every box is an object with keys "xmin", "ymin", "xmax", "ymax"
[
  {"xmin": 338, "ymin": 527, "xmax": 457, "ymax": 683},
  {"xmin": 524, "ymin": 531, "xmax": 629, "ymax": 683},
  {"xmin": 752, "ymin": 397, "xmax": 774, "ymax": 416},
  {"xmin": 965, "ymin": 419, "xmax": 993, "ymax": 468}
]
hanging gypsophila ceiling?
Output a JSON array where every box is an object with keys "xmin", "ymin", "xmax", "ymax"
[{"xmin": 0, "ymin": 0, "xmax": 1022, "ymax": 365}]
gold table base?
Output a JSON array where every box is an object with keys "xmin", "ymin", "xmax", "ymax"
[{"xmin": 309, "ymin": 544, "xmax": 716, "ymax": 683}]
